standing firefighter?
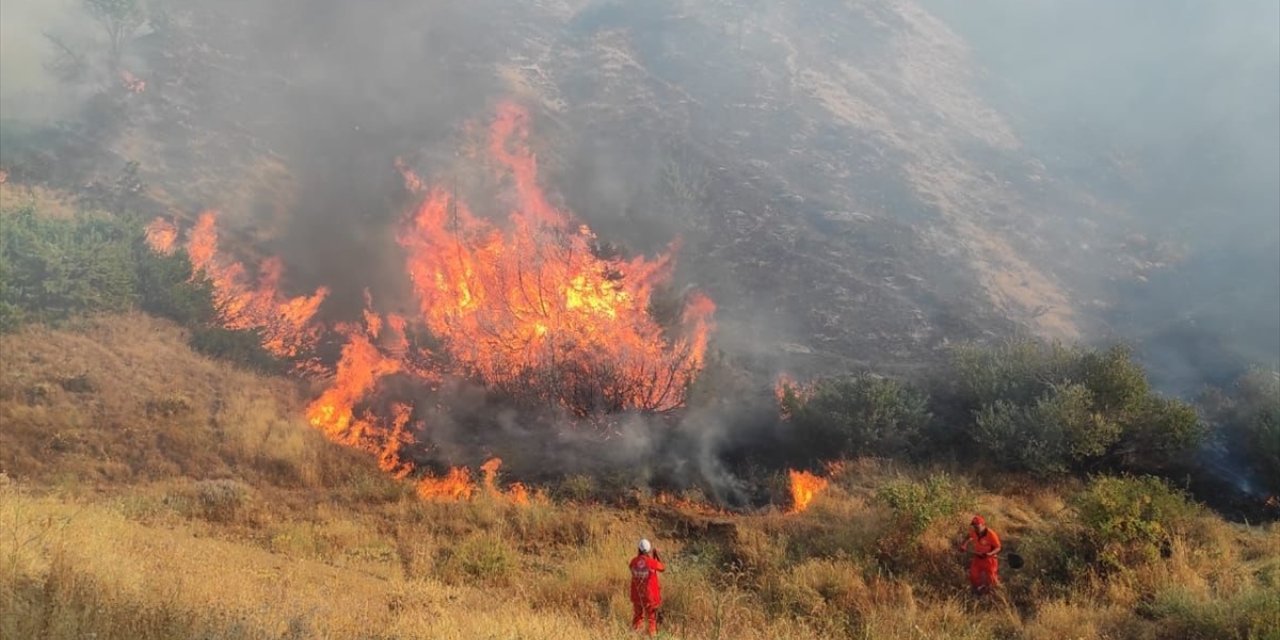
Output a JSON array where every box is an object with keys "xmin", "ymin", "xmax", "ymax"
[
  {"xmin": 629, "ymin": 538, "xmax": 665, "ymax": 635},
  {"xmin": 957, "ymin": 514, "xmax": 1002, "ymax": 594}
]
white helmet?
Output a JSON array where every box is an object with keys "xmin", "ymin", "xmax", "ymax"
[{"xmin": 638, "ymin": 538, "xmax": 652, "ymax": 553}]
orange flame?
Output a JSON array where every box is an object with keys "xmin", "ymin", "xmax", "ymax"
[
  {"xmin": 507, "ymin": 482, "xmax": 531, "ymax": 505},
  {"xmin": 120, "ymin": 70, "xmax": 146, "ymax": 94},
  {"xmin": 775, "ymin": 373, "xmax": 814, "ymax": 420},
  {"xmin": 304, "ymin": 305, "xmax": 429, "ymax": 478},
  {"xmin": 398, "ymin": 103, "xmax": 713, "ymax": 415},
  {"xmin": 478, "ymin": 457, "xmax": 539, "ymax": 505},
  {"xmin": 416, "ymin": 467, "xmax": 476, "ymax": 501},
  {"xmin": 787, "ymin": 469, "xmax": 829, "ymax": 513},
  {"xmin": 186, "ymin": 211, "xmax": 329, "ymax": 358},
  {"xmin": 146, "ymin": 102, "xmax": 718, "ymax": 504},
  {"xmin": 144, "ymin": 217, "xmax": 178, "ymax": 255}
]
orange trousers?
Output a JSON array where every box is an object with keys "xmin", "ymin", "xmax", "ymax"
[
  {"xmin": 968, "ymin": 556, "xmax": 999, "ymax": 591},
  {"xmin": 631, "ymin": 600, "xmax": 659, "ymax": 635}
]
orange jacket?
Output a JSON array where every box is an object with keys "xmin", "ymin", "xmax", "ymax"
[
  {"xmin": 960, "ymin": 528, "xmax": 1001, "ymax": 557},
  {"xmin": 629, "ymin": 554, "xmax": 665, "ymax": 605}
]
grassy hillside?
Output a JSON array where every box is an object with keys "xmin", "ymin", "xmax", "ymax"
[{"xmin": 2, "ymin": 314, "xmax": 1277, "ymax": 639}]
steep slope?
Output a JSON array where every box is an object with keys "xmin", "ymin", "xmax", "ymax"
[{"xmin": 82, "ymin": 0, "xmax": 1152, "ymax": 380}]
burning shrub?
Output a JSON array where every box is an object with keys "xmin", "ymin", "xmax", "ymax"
[
  {"xmin": 134, "ymin": 244, "xmax": 216, "ymax": 327},
  {"xmin": 395, "ymin": 104, "xmax": 713, "ymax": 416}
]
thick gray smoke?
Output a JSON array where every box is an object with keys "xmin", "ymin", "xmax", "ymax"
[{"xmin": 925, "ymin": 0, "xmax": 1280, "ymax": 391}]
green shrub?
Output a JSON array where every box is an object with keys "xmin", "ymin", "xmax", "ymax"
[
  {"xmin": 973, "ymin": 399, "xmax": 1069, "ymax": 476},
  {"xmin": 1078, "ymin": 346, "xmax": 1150, "ymax": 415},
  {"xmin": 134, "ymin": 246, "xmax": 216, "ymax": 325},
  {"xmin": 929, "ymin": 340, "xmax": 1206, "ymax": 477},
  {"xmin": 1203, "ymin": 369, "xmax": 1280, "ymax": 494},
  {"xmin": 939, "ymin": 339, "xmax": 1081, "ymax": 411},
  {"xmin": 1072, "ymin": 475, "xmax": 1198, "ymax": 572},
  {"xmin": 791, "ymin": 375, "xmax": 929, "ymax": 460},
  {"xmin": 189, "ymin": 326, "xmax": 283, "ymax": 373},
  {"xmin": 0, "ymin": 205, "xmax": 137, "ymax": 330},
  {"xmin": 554, "ymin": 474, "xmax": 599, "ymax": 502},
  {"xmin": 1109, "ymin": 395, "xmax": 1204, "ymax": 474},
  {"xmin": 875, "ymin": 473, "xmax": 971, "ymax": 538},
  {"xmin": 972, "ymin": 383, "xmax": 1123, "ymax": 476}
]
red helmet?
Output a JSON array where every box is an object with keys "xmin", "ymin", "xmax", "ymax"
[{"xmin": 971, "ymin": 515, "xmax": 986, "ymax": 527}]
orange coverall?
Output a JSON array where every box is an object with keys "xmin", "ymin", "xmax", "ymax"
[
  {"xmin": 629, "ymin": 553, "xmax": 665, "ymax": 635},
  {"xmin": 960, "ymin": 527, "xmax": 1002, "ymax": 591}
]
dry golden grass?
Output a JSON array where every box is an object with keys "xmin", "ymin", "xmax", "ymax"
[{"xmin": 2, "ymin": 314, "xmax": 1278, "ymax": 639}]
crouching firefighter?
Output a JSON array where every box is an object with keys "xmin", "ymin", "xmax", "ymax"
[
  {"xmin": 629, "ymin": 538, "xmax": 666, "ymax": 635},
  {"xmin": 957, "ymin": 514, "xmax": 1001, "ymax": 594}
]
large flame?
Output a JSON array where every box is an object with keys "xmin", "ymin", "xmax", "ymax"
[
  {"xmin": 147, "ymin": 102, "xmax": 717, "ymax": 505},
  {"xmin": 398, "ymin": 103, "xmax": 713, "ymax": 415},
  {"xmin": 184, "ymin": 212, "xmax": 329, "ymax": 358},
  {"xmin": 304, "ymin": 315, "xmax": 423, "ymax": 478},
  {"xmin": 787, "ymin": 469, "xmax": 829, "ymax": 513}
]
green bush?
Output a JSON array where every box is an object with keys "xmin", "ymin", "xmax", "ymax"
[
  {"xmin": 929, "ymin": 340, "xmax": 1205, "ymax": 477},
  {"xmin": 1078, "ymin": 346, "xmax": 1150, "ymax": 415},
  {"xmin": 134, "ymin": 246, "xmax": 216, "ymax": 325},
  {"xmin": 972, "ymin": 383, "xmax": 1123, "ymax": 476},
  {"xmin": 189, "ymin": 326, "xmax": 283, "ymax": 374},
  {"xmin": 1109, "ymin": 395, "xmax": 1204, "ymax": 474},
  {"xmin": 1072, "ymin": 475, "xmax": 1198, "ymax": 572},
  {"xmin": 0, "ymin": 205, "xmax": 137, "ymax": 329},
  {"xmin": 1203, "ymin": 369, "xmax": 1280, "ymax": 494},
  {"xmin": 790, "ymin": 375, "xmax": 929, "ymax": 460},
  {"xmin": 0, "ymin": 200, "xmax": 284, "ymax": 372},
  {"xmin": 875, "ymin": 473, "xmax": 971, "ymax": 538},
  {"xmin": 939, "ymin": 339, "xmax": 1081, "ymax": 411}
]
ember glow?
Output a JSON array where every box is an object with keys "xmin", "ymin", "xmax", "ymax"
[
  {"xmin": 398, "ymin": 103, "xmax": 714, "ymax": 415},
  {"xmin": 147, "ymin": 102, "xmax": 716, "ymax": 504},
  {"xmin": 787, "ymin": 469, "xmax": 829, "ymax": 513}
]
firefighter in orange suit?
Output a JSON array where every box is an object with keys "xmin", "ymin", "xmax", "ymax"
[
  {"xmin": 629, "ymin": 538, "xmax": 666, "ymax": 635},
  {"xmin": 957, "ymin": 514, "xmax": 1001, "ymax": 593}
]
